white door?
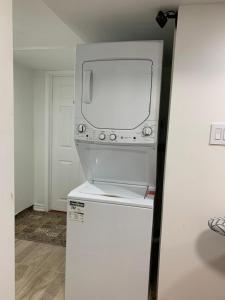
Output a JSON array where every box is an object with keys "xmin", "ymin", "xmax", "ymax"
[
  {"xmin": 82, "ymin": 59, "xmax": 153, "ymax": 129},
  {"xmin": 51, "ymin": 76, "xmax": 84, "ymax": 211}
]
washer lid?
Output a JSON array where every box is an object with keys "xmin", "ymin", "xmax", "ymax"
[
  {"xmin": 81, "ymin": 59, "xmax": 152, "ymax": 130},
  {"xmin": 68, "ymin": 182, "xmax": 154, "ymax": 208},
  {"xmin": 79, "ymin": 181, "xmax": 147, "ymax": 199},
  {"xmin": 76, "ymin": 143, "xmax": 157, "ymax": 187}
]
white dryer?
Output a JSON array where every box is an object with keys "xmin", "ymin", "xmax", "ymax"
[
  {"xmin": 74, "ymin": 41, "xmax": 163, "ymax": 147},
  {"xmin": 66, "ymin": 41, "xmax": 163, "ymax": 300}
]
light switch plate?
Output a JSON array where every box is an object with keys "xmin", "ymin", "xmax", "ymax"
[{"xmin": 210, "ymin": 123, "xmax": 225, "ymax": 145}]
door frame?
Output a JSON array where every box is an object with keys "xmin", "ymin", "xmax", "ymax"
[{"xmin": 39, "ymin": 70, "xmax": 74, "ymax": 212}]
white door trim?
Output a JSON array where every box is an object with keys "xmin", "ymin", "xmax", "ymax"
[{"xmin": 40, "ymin": 70, "xmax": 74, "ymax": 212}]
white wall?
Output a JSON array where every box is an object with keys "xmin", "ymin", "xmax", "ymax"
[
  {"xmin": 14, "ymin": 62, "xmax": 34, "ymax": 214},
  {"xmin": 33, "ymin": 71, "xmax": 48, "ymax": 211},
  {"xmin": 158, "ymin": 4, "xmax": 225, "ymax": 300},
  {"xmin": 0, "ymin": 0, "xmax": 14, "ymax": 298}
]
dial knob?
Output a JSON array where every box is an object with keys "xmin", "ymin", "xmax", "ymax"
[
  {"xmin": 99, "ymin": 133, "xmax": 106, "ymax": 140},
  {"xmin": 110, "ymin": 134, "xmax": 117, "ymax": 141},
  {"xmin": 142, "ymin": 127, "xmax": 152, "ymax": 136},
  {"xmin": 78, "ymin": 124, "xmax": 86, "ymax": 133}
]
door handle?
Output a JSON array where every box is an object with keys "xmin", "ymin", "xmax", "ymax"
[{"xmin": 82, "ymin": 70, "xmax": 93, "ymax": 104}]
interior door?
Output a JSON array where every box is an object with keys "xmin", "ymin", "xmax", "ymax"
[
  {"xmin": 82, "ymin": 59, "xmax": 153, "ymax": 129},
  {"xmin": 51, "ymin": 76, "xmax": 84, "ymax": 211}
]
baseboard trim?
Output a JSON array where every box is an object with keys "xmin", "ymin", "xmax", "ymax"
[
  {"xmin": 15, "ymin": 205, "xmax": 33, "ymax": 215},
  {"xmin": 33, "ymin": 204, "xmax": 48, "ymax": 212}
]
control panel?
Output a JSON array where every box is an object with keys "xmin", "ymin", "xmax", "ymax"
[{"xmin": 74, "ymin": 120, "xmax": 157, "ymax": 145}]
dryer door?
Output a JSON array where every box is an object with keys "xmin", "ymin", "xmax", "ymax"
[{"xmin": 81, "ymin": 59, "xmax": 152, "ymax": 130}]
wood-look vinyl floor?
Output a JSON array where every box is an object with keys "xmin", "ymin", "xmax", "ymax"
[{"xmin": 16, "ymin": 239, "xmax": 65, "ymax": 300}]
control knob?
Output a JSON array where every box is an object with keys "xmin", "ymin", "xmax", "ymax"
[
  {"xmin": 110, "ymin": 134, "xmax": 117, "ymax": 141},
  {"xmin": 78, "ymin": 124, "xmax": 86, "ymax": 133},
  {"xmin": 99, "ymin": 133, "xmax": 106, "ymax": 140},
  {"xmin": 142, "ymin": 127, "xmax": 152, "ymax": 136}
]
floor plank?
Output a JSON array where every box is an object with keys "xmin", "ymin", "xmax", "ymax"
[{"xmin": 16, "ymin": 239, "xmax": 65, "ymax": 300}]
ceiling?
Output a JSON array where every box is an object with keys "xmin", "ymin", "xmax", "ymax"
[
  {"xmin": 14, "ymin": 48, "xmax": 78, "ymax": 71},
  {"xmin": 42, "ymin": 0, "xmax": 219, "ymax": 47},
  {"xmin": 43, "ymin": 0, "xmax": 179, "ymax": 43},
  {"xmin": 13, "ymin": 0, "xmax": 83, "ymax": 70},
  {"xmin": 14, "ymin": 0, "xmax": 219, "ymax": 70}
]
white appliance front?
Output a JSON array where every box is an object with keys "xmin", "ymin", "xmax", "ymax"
[
  {"xmin": 75, "ymin": 41, "xmax": 163, "ymax": 145},
  {"xmin": 82, "ymin": 59, "xmax": 152, "ymax": 129},
  {"xmin": 65, "ymin": 41, "xmax": 163, "ymax": 300},
  {"xmin": 66, "ymin": 185, "xmax": 153, "ymax": 300}
]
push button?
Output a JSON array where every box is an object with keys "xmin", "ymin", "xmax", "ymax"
[
  {"xmin": 99, "ymin": 133, "xmax": 106, "ymax": 140},
  {"xmin": 110, "ymin": 134, "xmax": 117, "ymax": 141}
]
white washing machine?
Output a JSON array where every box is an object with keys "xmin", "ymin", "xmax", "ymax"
[
  {"xmin": 66, "ymin": 41, "xmax": 163, "ymax": 300},
  {"xmin": 66, "ymin": 182, "xmax": 153, "ymax": 300}
]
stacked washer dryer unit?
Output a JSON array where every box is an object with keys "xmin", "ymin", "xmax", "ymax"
[{"xmin": 66, "ymin": 41, "xmax": 163, "ymax": 300}]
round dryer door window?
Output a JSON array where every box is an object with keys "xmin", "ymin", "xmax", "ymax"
[{"xmin": 81, "ymin": 59, "xmax": 153, "ymax": 130}]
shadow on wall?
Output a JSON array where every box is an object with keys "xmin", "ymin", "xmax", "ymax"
[
  {"xmin": 196, "ymin": 229, "xmax": 225, "ymax": 277},
  {"xmin": 159, "ymin": 230, "xmax": 225, "ymax": 300}
]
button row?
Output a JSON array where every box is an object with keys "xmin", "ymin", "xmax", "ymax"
[
  {"xmin": 77, "ymin": 124, "xmax": 153, "ymax": 140},
  {"xmin": 77, "ymin": 125, "xmax": 117, "ymax": 141},
  {"xmin": 99, "ymin": 133, "xmax": 117, "ymax": 141}
]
